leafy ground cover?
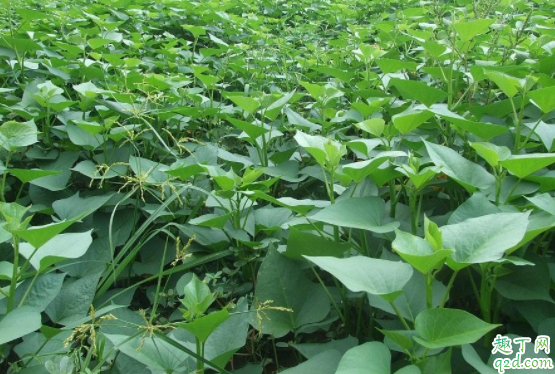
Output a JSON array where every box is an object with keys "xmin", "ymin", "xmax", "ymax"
[{"xmin": 1, "ymin": 0, "xmax": 555, "ymax": 372}]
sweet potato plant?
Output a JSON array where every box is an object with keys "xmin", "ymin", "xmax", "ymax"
[{"xmin": 0, "ymin": 0, "xmax": 554, "ymax": 373}]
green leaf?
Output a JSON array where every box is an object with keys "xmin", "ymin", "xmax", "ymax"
[
  {"xmin": 424, "ymin": 141, "xmax": 495, "ymax": 192},
  {"xmin": 501, "ymin": 154, "xmax": 555, "ymax": 179},
  {"xmin": 523, "ymin": 120, "xmax": 555, "ymax": 152},
  {"xmin": 495, "ymin": 257, "xmax": 554, "ymax": 302},
  {"xmin": 336, "ymin": 342, "xmax": 390, "ymax": 374},
  {"xmin": 0, "ymin": 261, "xmax": 14, "ymax": 280},
  {"xmin": 461, "ymin": 344, "xmax": 497, "ymax": 374},
  {"xmin": 446, "ymin": 117, "xmax": 508, "ymax": 140},
  {"xmin": 453, "ymin": 19, "xmax": 494, "ymax": 41},
  {"xmin": 204, "ymin": 297, "xmax": 250, "ymax": 367},
  {"xmin": 52, "ymin": 192, "xmax": 112, "ymax": 220},
  {"xmin": 177, "ymin": 309, "xmax": 230, "ymax": 343},
  {"xmin": 31, "ymin": 152, "xmax": 79, "ymax": 191},
  {"xmin": 376, "ymin": 58, "xmax": 418, "ymax": 73},
  {"xmin": 395, "ymin": 366, "xmax": 421, "ymax": 374},
  {"xmin": 88, "ymin": 38, "xmax": 113, "ymax": 49},
  {"xmin": 0, "ymin": 120, "xmax": 38, "ymax": 151},
  {"xmin": 181, "ymin": 274, "xmax": 216, "ymax": 319},
  {"xmin": 73, "ymin": 81, "xmax": 106, "ymax": 99},
  {"xmin": 342, "ymin": 152, "xmax": 406, "ymax": 182},
  {"xmin": 227, "ymin": 117, "xmax": 269, "ymax": 140},
  {"xmin": 183, "ymin": 24, "xmax": 206, "ymax": 38},
  {"xmin": 251, "ymin": 249, "xmax": 330, "ymax": 338},
  {"xmin": 229, "ymin": 96, "xmax": 260, "ymax": 114},
  {"xmin": 280, "ymin": 350, "xmax": 342, "ymax": 374},
  {"xmin": 9, "ymin": 273, "xmax": 65, "ymax": 313},
  {"xmin": 369, "ymin": 272, "xmax": 446, "ymax": 322},
  {"xmin": 527, "ymin": 86, "xmax": 555, "ymax": 113},
  {"xmin": 392, "ymin": 108, "xmax": 433, "ymax": 134},
  {"xmin": 526, "ymin": 193, "xmax": 555, "ymax": 216},
  {"xmin": 285, "ymin": 229, "xmax": 350, "ymax": 260},
  {"xmin": 7, "ymin": 169, "xmax": 61, "ymax": 184},
  {"xmin": 294, "ymin": 131, "xmax": 346, "ymax": 168},
  {"xmin": 392, "ymin": 230, "xmax": 453, "ymax": 274},
  {"xmin": 0, "ymin": 307, "xmax": 42, "ymax": 345},
  {"xmin": 12, "ymin": 220, "xmax": 76, "ymax": 249},
  {"xmin": 300, "ymin": 81, "xmax": 344, "ymax": 105},
  {"xmin": 19, "ymin": 231, "xmax": 93, "ymax": 270},
  {"xmin": 310, "ymin": 197, "xmax": 399, "ymax": 233},
  {"xmin": 164, "ymin": 163, "xmax": 204, "ymax": 181},
  {"xmin": 292, "ymin": 336, "xmax": 359, "ymax": 359},
  {"xmin": 66, "ymin": 123, "xmax": 104, "ymax": 149},
  {"xmin": 304, "ymin": 255, "xmax": 413, "ymax": 300},
  {"xmin": 390, "ymin": 79, "xmax": 447, "ymax": 107},
  {"xmin": 189, "ymin": 213, "xmax": 231, "ymax": 229},
  {"xmin": 484, "ymin": 71, "xmax": 521, "ymax": 98},
  {"xmin": 470, "ymin": 142, "xmax": 511, "ymax": 167},
  {"xmin": 355, "ymin": 118, "xmax": 385, "ymax": 137},
  {"xmin": 397, "ymin": 166, "xmax": 439, "ymax": 190},
  {"xmin": 0, "ymin": 37, "xmax": 41, "ymax": 55},
  {"xmin": 414, "ymin": 308, "xmax": 500, "ymax": 348},
  {"xmin": 45, "ymin": 272, "xmax": 101, "ymax": 325},
  {"xmin": 441, "ymin": 213, "xmax": 530, "ymax": 268}
]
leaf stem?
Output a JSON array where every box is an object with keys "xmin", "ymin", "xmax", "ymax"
[{"xmin": 439, "ymin": 270, "xmax": 459, "ymax": 308}]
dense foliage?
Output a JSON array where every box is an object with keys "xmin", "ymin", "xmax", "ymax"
[{"xmin": 1, "ymin": 0, "xmax": 555, "ymax": 372}]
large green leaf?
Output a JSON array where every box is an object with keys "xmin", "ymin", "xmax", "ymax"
[
  {"xmin": 0, "ymin": 307, "xmax": 42, "ymax": 345},
  {"xmin": 470, "ymin": 142, "xmax": 511, "ymax": 167},
  {"xmin": 7, "ymin": 169, "xmax": 61, "ymax": 184},
  {"xmin": 501, "ymin": 154, "xmax": 555, "ymax": 179},
  {"xmin": 392, "ymin": 230, "xmax": 453, "ymax": 274},
  {"xmin": 310, "ymin": 197, "xmax": 399, "ymax": 233},
  {"xmin": 484, "ymin": 71, "xmax": 521, "ymax": 98},
  {"xmin": 305, "ymin": 255, "xmax": 413, "ymax": 300},
  {"xmin": 177, "ymin": 309, "xmax": 230, "ymax": 343},
  {"xmin": 19, "ymin": 231, "xmax": 93, "ymax": 271},
  {"xmin": 441, "ymin": 213, "xmax": 529, "ymax": 268},
  {"xmin": 414, "ymin": 308, "xmax": 499, "ymax": 348},
  {"xmin": 226, "ymin": 117, "xmax": 269, "ymax": 139},
  {"xmin": 52, "ymin": 193, "xmax": 112, "ymax": 220},
  {"xmin": 6, "ymin": 273, "xmax": 65, "ymax": 313},
  {"xmin": 285, "ymin": 229, "xmax": 350, "ymax": 260},
  {"xmin": 229, "ymin": 96, "xmax": 260, "ymax": 114},
  {"xmin": 446, "ymin": 117, "xmax": 508, "ymax": 140},
  {"xmin": 424, "ymin": 141, "xmax": 495, "ymax": 191},
  {"xmin": 280, "ymin": 350, "xmax": 342, "ymax": 374},
  {"xmin": 180, "ymin": 274, "xmax": 216, "ymax": 319},
  {"xmin": 342, "ymin": 152, "xmax": 406, "ymax": 182},
  {"xmin": 336, "ymin": 342, "xmax": 390, "ymax": 374},
  {"xmin": 453, "ymin": 19, "xmax": 494, "ymax": 41},
  {"xmin": 527, "ymin": 86, "xmax": 555, "ymax": 113},
  {"xmin": 495, "ymin": 257, "xmax": 554, "ymax": 302},
  {"xmin": 294, "ymin": 131, "xmax": 346, "ymax": 168},
  {"xmin": 392, "ymin": 108, "xmax": 433, "ymax": 134},
  {"xmin": 250, "ymin": 249, "xmax": 330, "ymax": 338},
  {"xmin": 390, "ymin": 79, "xmax": 447, "ymax": 107},
  {"xmin": 45, "ymin": 271, "xmax": 101, "ymax": 325},
  {"xmin": 0, "ymin": 120, "xmax": 38, "ymax": 151},
  {"xmin": 12, "ymin": 220, "xmax": 76, "ymax": 249}
]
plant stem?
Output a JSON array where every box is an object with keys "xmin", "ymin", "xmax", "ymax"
[
  {"xmin": 439, "ymin": 270, "xmax": 459, "ymax": 308},
  {"xmin": 7, "ymin": 235, "xmax": 20, "ymax": 313},
  {"xmin": 425, "ymin": 273, "xmax": 433, "ymax": 310},
  {"xmin": 389, "ymin": 301, "xmax": 411, "ymax": 331},
  {"xmin": 1, "ymin": 152, "xmax": 12, "ymax": 201},
  {"xmin": 311, "ymin": 265, "xmax": 345, "ymax": 324},
  {"xmin": 196, "ymin": 337, "xmax": 204, "ymax": 374}
]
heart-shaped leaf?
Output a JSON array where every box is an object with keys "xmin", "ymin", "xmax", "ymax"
[
  {"xmin": 305, "ymin": 255, "xmax": 413, "ymax": 300},
  {"xmin": 414, "ymin": 308, "xmax": 500, "ymax": 348}
]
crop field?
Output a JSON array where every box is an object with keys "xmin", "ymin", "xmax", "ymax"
[{"xmin": 1, "ymin": 0, "xmax": 555, "ymax": 372}]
